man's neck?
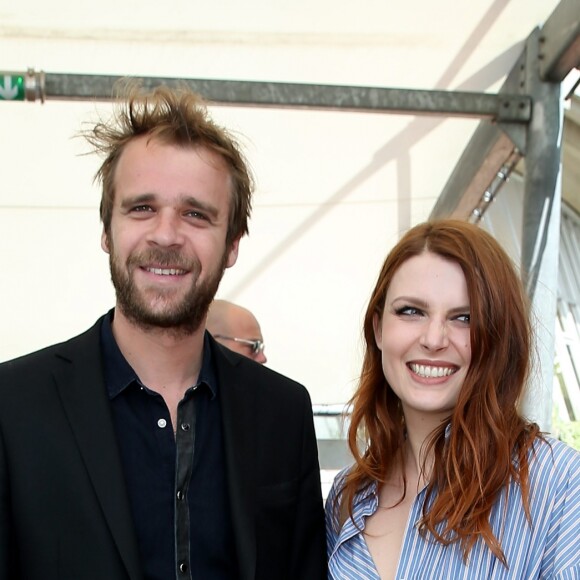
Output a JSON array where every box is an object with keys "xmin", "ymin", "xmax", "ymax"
[{"xmin": 111, "ymin": 308, "xmax": 206, "ymax": 397}]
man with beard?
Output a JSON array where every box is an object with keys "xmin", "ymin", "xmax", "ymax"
[{"xmin": 0, "ymin": 84, "xmax": 327, "ymax": 580}]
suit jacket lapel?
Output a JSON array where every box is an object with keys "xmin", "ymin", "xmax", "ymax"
[
  {"xmin": 213, "ymin": 340, "xmax": 257, "ymax": 580},
  {"xmin": 53, "ymin": 320, "xmax": 143, "ymax": 580}
]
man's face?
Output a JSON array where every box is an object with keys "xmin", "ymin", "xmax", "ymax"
[{"xmin": 102, "ymin": 136, "xmax": 239, "ymax": 335}]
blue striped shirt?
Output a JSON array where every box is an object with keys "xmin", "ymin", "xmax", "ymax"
[{"xmin": 326, "ymin": 437, "xmax": 580, "ymax": 579}]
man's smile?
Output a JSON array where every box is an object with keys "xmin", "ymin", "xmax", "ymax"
[{"xmin": 144, "ymin": 266, "xmax": 188, "ymax": 276}]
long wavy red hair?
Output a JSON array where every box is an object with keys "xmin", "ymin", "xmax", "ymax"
[{"xmin": 338, "ymin": 219, "xmax": 540, "ymax": 564}]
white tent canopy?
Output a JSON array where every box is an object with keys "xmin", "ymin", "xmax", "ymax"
[{"xmin": 0, "ymin": 0, "xmax": 573, "ymax": 414}]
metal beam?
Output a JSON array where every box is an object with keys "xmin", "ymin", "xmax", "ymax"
[
  {"xmin": 1, "ymin": 69, "xmax": 533, "ymax": 122},
  {"xmin": 539, "ymin": 0, "xmax": 580, "ymax": 82},
  {"xmin": 430, "ymin": 48, "xmax": 528, "ymax": 221},
  {"xmin": 521, "ymin": 28, "xmax": 563, "ymax": 299},
  {"xmin": 520, "ymin": 29, "xmax": 563, "ymax": 432},
  {"xmin": 429, "ymin": 122, "xmax": 520, "ymax": 220},
  {"xmin": 432, "ymin": 0, "xmax": 580, "ymax": 223}
]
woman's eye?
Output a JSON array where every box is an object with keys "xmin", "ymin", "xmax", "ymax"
[
  {"xmin": 395, "ymin": 306, "xmax": 422, "ymax": 317},
  {"xmin": 456, "ymin": 313, "xmax": 471, "ymax": 324}
]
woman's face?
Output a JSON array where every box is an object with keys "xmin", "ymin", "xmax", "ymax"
[{"xmin": 373, "ymin": 251, "xmax": 472, "ymax": 423}]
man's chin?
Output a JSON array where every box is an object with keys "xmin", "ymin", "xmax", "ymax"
[
  {"xmin": 116, "ymin": 296, "xmax": 210, "ymax": 334},
  {"xmin": 111, "ymin": 263, "xmax": 225, "ymax": 336}
]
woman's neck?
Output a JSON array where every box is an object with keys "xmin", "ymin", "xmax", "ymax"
[{"xmin": 402, "ymin": 411, "xmax": 448, "ymax": 486}]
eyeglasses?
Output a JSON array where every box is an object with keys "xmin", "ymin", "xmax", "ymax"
[{"xmin": 213, "ymin": 335, "xmax": 265, "ymax": 355}]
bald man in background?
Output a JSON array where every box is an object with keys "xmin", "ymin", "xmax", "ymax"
[{"xmin": 207, "ymin": 300, "xmax": 267, "ymax": 364}]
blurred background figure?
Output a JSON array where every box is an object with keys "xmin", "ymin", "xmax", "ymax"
[{"xmin": 207, "ymin": 299, "xmax": 267, "ymax": 364}]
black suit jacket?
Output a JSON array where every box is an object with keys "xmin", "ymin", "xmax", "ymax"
[{"xmin": 0, "ymin": 316, "xmax": 327, "ymax": 580}]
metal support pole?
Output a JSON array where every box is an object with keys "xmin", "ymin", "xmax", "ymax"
[
  {"xmin": 0, "ymin": 69, "xmax": 532, "ymax": 121},
  {"xmin": 0, "ymin": 69, "xmax": 44, "ymax": 102},
  {"xmin": 520, "ymin": 30, "xmax": 563, "ymax": 431},
  {"xmin": 538, "ymin": 0, "xmax": 580, "ymax": 82}
]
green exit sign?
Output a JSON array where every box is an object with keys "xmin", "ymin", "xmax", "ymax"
[{"xmin": 0, "ymin": 75, "xmax": 25, "ymax": 101}]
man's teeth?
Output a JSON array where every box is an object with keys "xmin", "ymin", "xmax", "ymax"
[
  {"xmin": 409, "ymin": 364, "xmax": 456, "ymax": 378},
  {"xmin": 147, "ymin": 267, "xmax": 186, "ymax": 276}
]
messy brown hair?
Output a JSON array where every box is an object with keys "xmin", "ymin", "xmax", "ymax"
[{"xmin": 84, "ymin": 81, "xmax": 254, "ymax": 247}]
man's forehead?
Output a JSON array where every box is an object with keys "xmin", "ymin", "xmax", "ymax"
[
  {"xmin": 112, "ymin": 138, "xmax": 232, "ymax": 212},
  {"xmin": 133, "ymin": 136, "xmax": 231, "ymax": 170}
]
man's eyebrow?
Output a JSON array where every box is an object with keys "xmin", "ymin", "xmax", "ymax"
[
  {"xmin": 182, "ymin": 196, "xmax": 220, "ymax": 220},
  {"xmin": 120, "ymin": 193, "xmax": 156, "ymax": 209}
]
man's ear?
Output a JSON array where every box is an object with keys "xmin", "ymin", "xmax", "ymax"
[
  {"xmin": 225, "ymin": 237, "xmax": 240, "ymax": 269},
  {"xmin": 101, "ymin": 229, "xmax": 110, "ymax": 254}
]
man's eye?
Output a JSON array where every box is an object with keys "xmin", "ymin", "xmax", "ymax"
[
  {"xmin": 131, "ymin": 205, "xmax": 153, "ymax": 212},
  {"xmin": 185, "ymin": 210, "xmax": 208, "ymax": 221}
]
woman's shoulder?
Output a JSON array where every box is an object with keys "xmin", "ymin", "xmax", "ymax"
[
  {"xmin": 326, "ymin": 465, "xmax": 378, "ymax": 527},
  {"xmin": 530, "ymin": 435, "xmax": 579, "ymax": 463},
  {"xmin": 328, "ymin": 465, "xmax": 351, "ymax": 496},
  {"xmin": 522, "ymin": 437, "xmax": 579, "ymax": 576},
  {"xmin": 327, "ymin": 465, "xmax": 377, "ymax": 504},
  {"xmin": 527, "ymin": 435, "xmax": 580, "ymax": 485}
]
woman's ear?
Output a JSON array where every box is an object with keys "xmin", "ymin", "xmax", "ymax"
[{"xmin": 373, "ymin": 311, "xmax": 383, "ymax": 350}]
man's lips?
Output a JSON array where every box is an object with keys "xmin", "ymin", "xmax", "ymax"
[{"xmin": 407, "ymin": 362, "xmax": 458, "ymax": 378}]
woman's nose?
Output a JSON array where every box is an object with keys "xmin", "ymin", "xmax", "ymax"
[{"xmin": 419, "ymin": 318, "xmax": 449, "ymax": 351}]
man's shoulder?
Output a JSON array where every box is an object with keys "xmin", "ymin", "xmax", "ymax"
[
  {"xmin": 0, "ymin": 317, "xmax": 104, "ymax": 378},
  {"xmin": 212, "ymin": 343, "xmax": 312, "ymax": 403},
  {"xmin": 241, "ymin": 357, "xmax": 305, "ymax": 389}
]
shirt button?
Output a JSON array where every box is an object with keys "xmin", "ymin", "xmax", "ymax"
[
  {"xmin": 176, "ymin": 490, "xmax": 184, "ymax": 500},
  {"xmin": 180, "ymin": 423, "xmax": 190, "ymax": 431},
  {"xmin": 157, "ymin": 419, "xmax": 167, "ymax": 428},
  {"xmin": 179, "ymin": 562, "xmax": 188, "ymax": 573}
]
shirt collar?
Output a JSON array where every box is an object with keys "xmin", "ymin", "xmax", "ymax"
[{"xmin": 100, "ymin": 309, "xmax": 217, "ymax": 400}]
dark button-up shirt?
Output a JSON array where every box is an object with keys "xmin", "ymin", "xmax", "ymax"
[{"xmin": 100, "ymin": 311, "xmax": 238, "ymax": 580}]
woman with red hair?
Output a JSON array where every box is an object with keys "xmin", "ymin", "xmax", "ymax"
[{"xmin": 326, "ymin": 220, "xmax": 579, "ymax": 579}]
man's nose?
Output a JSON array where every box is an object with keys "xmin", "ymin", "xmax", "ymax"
[{"xmin": 147, "ymin": 211, "xmax": 185, "ymax": 246}]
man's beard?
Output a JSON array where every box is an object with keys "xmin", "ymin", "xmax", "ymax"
[{"xmin": 109, "ymin": 243, "xmax": 227, "ymax": 336}]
